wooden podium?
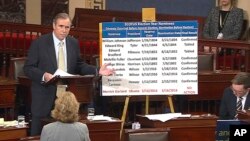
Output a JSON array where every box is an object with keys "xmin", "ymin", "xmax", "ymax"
[
  {"xmin": 17, "ymin": 75, "xmax": 95, "ymax": 115},
  {"xmin": 45, "ymin": 75, "xmax": 95, "ymax": 103}
]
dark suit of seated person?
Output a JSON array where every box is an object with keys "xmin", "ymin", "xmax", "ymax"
[
  {"xmin": 40, "ymin": 91, "xmax": 90, "ymax": 141},
  {"xmin": 219, "ymin": 72, "xmax": 250, "ymax": 120}
]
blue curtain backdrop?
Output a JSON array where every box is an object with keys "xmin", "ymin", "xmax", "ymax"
[{"xmin": 106, "ymin": 0, "xmax": 215, "ymax": 17}]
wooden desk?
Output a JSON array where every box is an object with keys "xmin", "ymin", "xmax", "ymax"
[
  {"xmin": 123, "ymin": 128, "xmax": 170, "ymax": 141},
  {"xmin": 138, "ymin": 115, "xmax": 218, "ymax": 141},
  {"xmin": 0, "ymin": 77, "xmax": 16, "ymax": 120},
  {"xmin": 82, "ymin": 120, "xmax": 122, "ymax": 141},
  {"xmin": 0, "ymin": 126, "xmax": 28, "ymax": 141}
]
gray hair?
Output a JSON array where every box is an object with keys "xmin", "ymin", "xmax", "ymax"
[{"xmin": 53, "ymin": 13, "xmax": 71, "ymax": 25}]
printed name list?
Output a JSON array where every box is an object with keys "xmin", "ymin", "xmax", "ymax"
[{"xmin": 100, "ymin": 21, "xmax": 198, "ymax": 96}]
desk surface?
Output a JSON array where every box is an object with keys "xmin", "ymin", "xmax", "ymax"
[
  {"xmin": 0, "ymin": 126, "xmax": 28, "ymax": 141},
  {"xmin": 138, "ymin": 115, "xmax": 217, "ymax": 128}
]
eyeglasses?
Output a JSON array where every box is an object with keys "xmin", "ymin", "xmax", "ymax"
[{"xmin": 230, "ymin": 86, "xmax": 247, "ymax": 95}]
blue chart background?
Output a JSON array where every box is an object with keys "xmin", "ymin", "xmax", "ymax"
[{"xmin": 101, "ymin": 21, "xmax": 198, "ymax": 38}]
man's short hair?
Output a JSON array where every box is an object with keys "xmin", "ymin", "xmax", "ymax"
[
  {"xmin": 231, "ymin": 72, "xmax": 250, "ymax": 89},
  {"xmin": 53, "ymin": 13, "xmax": 71, "ymax": 24}
]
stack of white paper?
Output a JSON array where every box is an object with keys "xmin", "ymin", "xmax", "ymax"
[
  {"xmin": 89, "ymin": 115, "xmax": 114, "ymax": 121},
  {"xmin": 145, "ymin": 113, "xmax": 191, "ymax": 122}
]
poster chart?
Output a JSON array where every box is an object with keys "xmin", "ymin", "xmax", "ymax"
[{"xmin": 100, "ymin": 21, "xmax": 198, "ymax": 96}]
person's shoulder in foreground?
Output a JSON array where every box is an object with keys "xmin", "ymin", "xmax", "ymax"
[
  {"xmin": 41, "ymin": 121, "xmax": 90, "ymax": 141},
  {"xmin": 40, "ymin": 91, "xmax": 90, "ymax": 141}
]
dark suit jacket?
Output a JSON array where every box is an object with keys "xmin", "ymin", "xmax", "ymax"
[
  {"xmin": 219, "ymin": 87, "xmax": 250, "ymax": 120},
  {"xmin": 23, "ymin": 33, "xmax": 96, "ymax": 117},
  {"xmin": 203, "ymin": 6, "xmax": 243, "ymax": 40}
]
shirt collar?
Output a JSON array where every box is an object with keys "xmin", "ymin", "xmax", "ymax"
[
  {"xmin": 242, "ymin": 91, "xmax": 249, "ymax": 99},
  {"xmin": 52, "ymin": 32, "xmax": 66, "ymax": 46},
  {"xmin": 238, "ymin": 91, "xmax": 249, "ymax": 101}
]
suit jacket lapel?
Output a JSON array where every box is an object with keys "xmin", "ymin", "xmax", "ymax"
[
  {"xmin": 47, "ymin": 33, "xmax": 57, "ymax": 70},
  {"xmin": 65, "ymin": 37, "xmax": 72, "ymax": 72},
  {"xmin": 231, "ymin": 93, "xmax": 237, "ymax": 112}
]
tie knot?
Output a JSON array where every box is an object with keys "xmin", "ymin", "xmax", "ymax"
[
  {"xmin": 59, "ymin": 41, "xmax": 64, "ymax": 47},
  {"xmin": 239, "ymin": 97, "xmax": 243, "ymax": 100}
]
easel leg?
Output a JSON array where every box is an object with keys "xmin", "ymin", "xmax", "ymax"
[
  {"xmin": 120, "ymin": 96, "xmax": 130, "ymax": 139},
  {"xmin": 168, "ymin": 96, "xmax": 175, "ymax": 113},
  {"xmin": 145, "ymin": 95, "xmax": 149, "ymax": 115}
]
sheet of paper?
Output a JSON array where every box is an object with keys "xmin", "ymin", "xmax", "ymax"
[
  {"xmin": 3, "ymin": 120, "xmax": 18, "ymax": 127},
  {"xmin": 145, "ymin": 113, "xmax": 184, "ymax": 122},
  {"xmin": 179, "ymin": 114, "xmax": 191, "ymax": 118},
  {"xmin": 53, "ymin": 69, "xmax": 75, "ymax": 77},
  {"xmin": 90, "ymin": 115, "xmax": 113, "ymax": 121}
]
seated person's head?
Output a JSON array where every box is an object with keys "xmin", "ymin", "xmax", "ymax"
[
  {"xmin": 51, "ymin": 91, "xmax": 80, "ymax": 123},
  {"xmin": 231, "ymin": 72, "xmax": 250, "ymax": 97}
]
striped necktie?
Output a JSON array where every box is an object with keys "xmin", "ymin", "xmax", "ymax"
[
  {"xmin": 58, "ymin": 41, "xmax": 65, "ymax": 71},
  {"xmin": 235, "ymin": 97, "xmax": 243, "ymax": 119}
]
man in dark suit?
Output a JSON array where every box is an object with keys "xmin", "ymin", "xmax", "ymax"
[
  {"xmin": 219, "ymin": 72, "xmax": 250, "ymax": 120},
  {"xmin": 23, "ymin": 13, "xmax": 114, "ymax": 135}
]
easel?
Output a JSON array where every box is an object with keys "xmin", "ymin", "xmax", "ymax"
[{"xmin": 119, "ymin": 8, "xmax": 175, "ymax": 139}]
